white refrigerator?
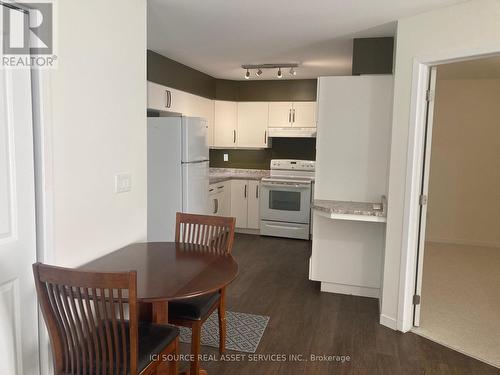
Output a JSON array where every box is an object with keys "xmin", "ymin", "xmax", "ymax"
[{"xmin": 147, "ymin": 116, "xmax": 209, "ymax": 241}]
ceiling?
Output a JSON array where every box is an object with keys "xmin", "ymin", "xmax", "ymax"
[
  {"xmin": 438, "ymin": 56, "xmax": 500, "ymax": 79},
  {"xmin": 148, "ymin": 0, "xmax": 465, "ymax": 80}
]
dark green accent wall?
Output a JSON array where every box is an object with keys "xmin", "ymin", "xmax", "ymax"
[
  {"xmin": 352, "ymin": 37, "xmax": 394, "ymax": 75},
  {"xmin": 147, "ymin": 50, "xmax": 317, "ymax": 101},
  {"xmin": 209, "ymin": 138, "xmax": 316, "ymax": 170},
  {"xmin": 215, "ymin": 79, "xmax": 317, "ymax": 101},
  {"xmin": 147, "ymin": 50, "xmax": 216, "ymax": 99}
]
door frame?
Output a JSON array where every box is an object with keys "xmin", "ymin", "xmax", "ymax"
[
  {"xmin": 31, "ymin": 67, "xmax": 56, "ymax": 375},
  {"xmin": 397, "ymin": 45, "xmax": 500, "ymax": 332}
]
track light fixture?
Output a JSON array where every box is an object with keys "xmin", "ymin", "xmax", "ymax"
[{"xmin": 241, "ymin": 63, "xmax": 299, "ymax": 79}]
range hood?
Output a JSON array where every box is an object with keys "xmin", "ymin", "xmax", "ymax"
[{"xmin": 267, "ymin": 127, "xmax": 317, "ymax": 138}]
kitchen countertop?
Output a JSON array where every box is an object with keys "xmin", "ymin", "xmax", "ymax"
[
  {"xmin": 312, "ymin": 196, "xmax": 387, "ymax": 223},
  {"xmin": 209, "ymin": 168, "xmax": 270, "ymax": 185}
]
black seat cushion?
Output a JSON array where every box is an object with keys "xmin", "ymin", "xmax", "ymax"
[
  {"xmin": 137, "ymin": 322, "xmax": 179, "ymax": 372},
  {"xmin": 81, "ymin": 321, "xmax": 179, "ymax": 374},
  {"xmin": 168, "ymin": 292, "xmax": 220, "ymax": 321}
]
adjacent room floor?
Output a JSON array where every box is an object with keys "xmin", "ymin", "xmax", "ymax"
[
  {"xmin": 414, "ymin": 241, "xmax": 500, "ymax": 369},
  {"xmin": 178, "ymin": 234, "xmax": 499, "ymax": 374}
]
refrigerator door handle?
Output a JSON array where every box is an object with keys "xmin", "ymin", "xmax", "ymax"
[{"xmin": 181, "ymin": 159, "xmax": 209, "ymax": 164}]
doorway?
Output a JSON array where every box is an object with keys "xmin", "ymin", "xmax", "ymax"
[{"xmin": 413, "ymin": 56, "xmax": 500, "ymax": 367}]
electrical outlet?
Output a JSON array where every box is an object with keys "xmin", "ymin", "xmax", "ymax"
[
  {"xmin": 223, "ymin": 153, "xmax": 229, "ymax": 162},
  {"xmin": 115, "ymin": 173, "xmax": 132, "ymax": 193}
]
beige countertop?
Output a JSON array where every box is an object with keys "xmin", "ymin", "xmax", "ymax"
[
  {"xmin": 312, "ymin": 196, "xmax": 387, "ymax": 222},
  {"xmin": 209, "ymin": 168, "xmax": 270, "ymax": 185}
]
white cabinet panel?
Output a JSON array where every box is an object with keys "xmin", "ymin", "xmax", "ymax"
[
  {"xmin": 268, "ymin": 102, "xmax": 292, "ymax": 128},
  {"xmin": 230, "ymin": 180, "xmax": 248, "ymax": 228},
  {"xmin": 247, "ymin": 180, "xmax": 260, "ymax": 229},
  {"xmin": 214, "ymin": 100, "xmax": 238, "ymax": 147},
  {"xmin": 147, "ymin": 81, "xmax": 169, "ymax": 111},
  {"xmin": 293, "ymin": 102, "xmax": 316, "ymax": 128},
  {"xmin": 237, "ymin": 102, "xmax": 269, "ymax": 148},
  {"xmin": 147, "ymin": 81, "xmax": 189, "ymax": 114}
]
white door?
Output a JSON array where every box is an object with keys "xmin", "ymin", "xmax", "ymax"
[
  {"xmin": 414, "ymin": 67, "xmax": 437, "ymax": 327},
  {"xmin": 237, "ymin": 102, "xmax": 269, "ymax": 148},
  {"xmin": 268, "ymin": 102, "xmax": 292, "ymax": 128},
  {"xmin": 182, "ymin": 117, "xmax": 209, "ymax": 162},
  {"xmin": 214, "ymin": 100, "xmax": 238, "ymax": 147},
  {"xmin": 182, "ymin": 161, "xmax": 209, "ymax": 215},
  {"xmin": 247, "ymin": 180, "xmax": 260, "ymax": 229},
  {"xmin": 292, "ymin": 102, "xmax": 316, "ymax": 128},
  {"xmin": 0, "ymin": 14, "xmax": 39, "ymax": 375},
  {"xmin": 230, "ymin": 180, "xmax": 248, "ymax": 228}
]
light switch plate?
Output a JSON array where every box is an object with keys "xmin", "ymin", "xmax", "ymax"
[
  {"xmin": 115, "ymin": 173, "xmax": 132, "ymax": 193},
  {"xmin": 223, "ymin": 153, "xmax": 229, "ymax": 162}
]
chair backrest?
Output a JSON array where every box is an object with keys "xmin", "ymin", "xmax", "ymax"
[
  {"xmin": 175, "ymin": 212, "xmax": 236, "ymax": 254},
  {"xmin": 33, "ymin": 263, "xmax": 138, "ymax": 375}
]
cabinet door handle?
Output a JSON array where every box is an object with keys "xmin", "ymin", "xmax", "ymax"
[
  {"xmin": 256, "ymin": 185, "xmax": 259, "ymax": 198},
  {"xmin": 233, "ymin": 130, "xmax": 236, "ymax": 143},
  {"xmin": 214, "ymin": 198, "xmax": 219, "ymax": 214},
  {"xmin": 264, "ymin": 130, "xmax": 267, "ymax": 145},
  {"xmin": 288, "ymin": 109, "xmax": 292, "ymax": 123},
  {"xmin": 244, "ymin": 184, "xmax": 247, "ymax": 198},
  {"xmin": 292, "ymin": 108, "xmax": 295, "ymax": 122},
  {"xmin": 165, "ymin": 90, "xmax": 171, "ymax": 108}
]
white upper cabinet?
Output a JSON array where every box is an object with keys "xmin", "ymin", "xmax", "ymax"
[
  {"xmin": 237, "ymin": 102, "xmax": 269, "ymax": 148},
  {"xmin": 268, "ymin": 102, "xmax": 293, "ymax": 128},
  {"xmin": 292, "ymin": 102, "xmax": 316, "ymax": 128},
  {"xmin": 147, "ymin": 81, "xmax": 187, "ymax": 114},
  {"xmin": 268, "ymin": 101, "xmax": 316, "ymax": 128},
  {"xmin": 214, "ymin": 100, "xmax": 238, "ymax": 147}
]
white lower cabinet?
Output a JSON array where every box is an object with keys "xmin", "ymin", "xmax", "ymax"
[
  {"xmin": 230, "ymin": 179, "xmax": 260, "ymax": 229},
  {"xmin": 247, "ymin": 180, "xmax": 260, "ymax": 229}
]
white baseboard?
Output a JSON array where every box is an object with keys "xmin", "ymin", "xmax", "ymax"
[
  {"xmin": 379, "ymin": 314, "xmax": 398, "ymax": 330},
  {"xmin": 320, "ymin": 282, "xmax": 379, "ymax": 299},
  {"xmin": 426, "ymin": 237, "xmax": 500, "ymax": 249}
]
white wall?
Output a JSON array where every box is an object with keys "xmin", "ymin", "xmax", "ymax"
[
  {"xmin": 382, "ymin": 0, "xmax": 500, "ymax": 330},
  {"xmin": 426, "ymin": 78, "xmax": 500, "ymax": 247},
  {"xmin": 41, "ymin": 0, "xmax": 147, "ymax": 267}
]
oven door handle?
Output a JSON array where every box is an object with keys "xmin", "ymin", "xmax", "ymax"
[{"xmin": 260, "ymin": 182, "xmax": 311, "ymax": 189}]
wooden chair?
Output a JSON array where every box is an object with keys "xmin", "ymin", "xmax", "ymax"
[
  {"xmin": 169, "ymin": 212, "xmax": 236, "ymax": 374},
  {"xmin": 33, "ymin": 263, "xmax": 180, "ymax": 375}
]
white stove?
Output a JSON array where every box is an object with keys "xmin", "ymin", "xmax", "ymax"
[{"xmin": 260, "ymin": 160, "xmax": 315, "ymax": 240}]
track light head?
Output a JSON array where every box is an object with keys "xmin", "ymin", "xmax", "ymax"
[
  {"xmin": 289, "ymin": 67, "xmax": 296, "ymax": 76},
  {"xmin": 277, "ymin": 67, "xmax": 282, "ymax": 78},
  {"xmin": 245, "ymin": 69, "xmax": 250, "ymax": 79},
  {"xmin": 256, "ymin": 69, "xmax": 263, "ymax": 77}
]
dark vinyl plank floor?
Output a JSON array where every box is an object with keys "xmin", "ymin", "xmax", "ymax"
[{"xmin": 179, "ymin": 234, "xmax": 500, "ymax": 375}]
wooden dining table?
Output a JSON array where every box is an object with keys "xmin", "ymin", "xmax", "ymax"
[{"xmin": 80, "ymin": 241, "xmax": 239, "ymax": 375}]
